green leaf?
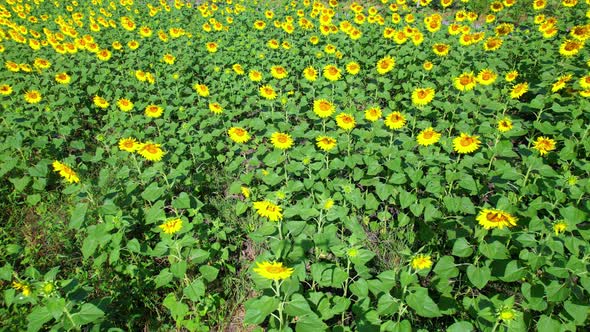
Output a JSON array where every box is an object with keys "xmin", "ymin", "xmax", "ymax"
[
  {"xmin": 446, "ymin": 321, "xmax": 474, "ymax": 332},
  {"xmin": 458, "ymin": 175, "xmax": 478, "ymax": 194},
  {"xmin": 81, "ymin": 236, "xmax": 98, "ymax": 260},
  {"xmin": 536, "ymin": 315, "xmax": 562, "ymax": 332},
  {"xmin": 141, "ymin": 182, "xmax": 164, "ymax": 202},
  {"xmin": 405, "ymin": 287, "xmax": 442, "ymax": 318},
  {"xmin": 564, "ymin": 301, "xmax": 588, "ymax": 325},
  {"xmin": 244, "ymin": 296, "xmax": 280, "ymax": 325},
  {"xmin": 46, "ymin": 297, "xmax": 65, "ymax": 320},
  {"xmin": 27, "ymin": 306, "xmax": 53, "ymax": 332},
  {"xmin": 350, "ymin": 278, "xmax": 369, "ymax": 298},
  {"xmin": 163, "ymin": 293, "xmax": 188, "ymax": 321},
  {"xmin": 295, "ymin": 314, "xmax": 328, "ymax": 332},
  {"xmin": 381, "ymin": 320, "xmax": 412, "ymax": 332},
  {"xmin": 10, "ymin": 176, "xmax": 30, "ymax": 192},
  {"xmin": 479, "ymin": 241, "xmax": 509, "ymax": 259},
  {"xmin": 452, "ymin": 238, "xmax": 473, "ymax": 257},
  {"xmin": 155, "ymin": 268, "xmax": 173, "ymax": 288},
  {"xmin": 433, "ymin": 256, "xmax": 459, "ymax": 278},
  {"xmin": 70, "ymin": 303, "xmax": 105, "ymax": 326},
  {"xmin": 171, "ymin": 261, "xmax": 187, "ymax": 278},
  {"xmin": 466, "ymin": 265, "xmax": 490, "ymax": 289},
  {"xmin": 559, "ymin": 206, "xmax": 587, "ymax": 225},
  {"xmin": 69, "ymin": 203, "xmax": 88, "ymax": 229},
  {"xmin": 285, "ymin": 293, "xmax": 313, "ymax": 317},
  {"xmin": 172, "ymin": 192, "xmax": 191, "ymax": 209},
  {"xmin": 127, "ymin": 239, "xmax": 140, "ymax": 253},
  {"xmin": 183, "ymin": 278, "xmax": 205, "ymax": 302},
  {"xmin": 199, "ymin": 265, "xmax": 219, "ymax": 282},
  {"xmin": 377, "ymin": 293, "xmax": 399, "ymax": 316}
]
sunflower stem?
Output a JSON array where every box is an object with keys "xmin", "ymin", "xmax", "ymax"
[
  {"xmin": 274, "ymin": 280, "xmax": 285, "ymax": 330},
  {"xmin": 283, "ymin": 151, "xmax": 289, "ymax": 186}
]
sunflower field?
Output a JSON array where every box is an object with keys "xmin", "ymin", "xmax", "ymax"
[{"xmin": 1, "ymin": 0, "xmax": 590, "ymax": 330}]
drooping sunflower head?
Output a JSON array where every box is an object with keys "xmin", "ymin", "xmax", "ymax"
[{"xmin": 476, "ymin": 208, "xmax": 517, "ymax": 229}]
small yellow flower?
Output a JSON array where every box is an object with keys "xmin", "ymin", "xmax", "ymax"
[
  {"xmin": 117, "ymin": 98, "xmax": 134, "ymax": 112},
  {"xmin": 159, "ymin": 218, "xmax": 183, "ymax": 235},
  {"xmin": 253, "ymin": 201, "xmax": 283, "ymax": 222},
  {"xmin": 241, "ymin": 186, "xmax": 251, "ymax": 198},
  {"xmin": 411, "ymin": 254, "xmax": 433, "ymax": 270},
  {"xmin": 52, "ymin": 160, "xmax": 80, "ymax": 183},
  {"xmin": 498, "ymin": 118, "xmax": 513, "ymax": 132},
  {"xmin": 553, "ymin": 221, "xmax": 567, "ymax": 235},
  {"xmin": 533, "ymin": 136, "xmax": 556, "ymax": 156},
  {"xmin": 335, "ymin": 113, "xmax": 356, "ymax": 131},
  {"xmin": 253, "ymin": 261, "xmax": 294, "ymax": 280}
]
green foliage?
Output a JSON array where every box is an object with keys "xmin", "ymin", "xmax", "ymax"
[{"xmin": 1, "ymin": 0, "xmax": 590, "ymax": 331}]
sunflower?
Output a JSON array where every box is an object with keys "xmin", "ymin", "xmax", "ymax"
[
  {"xmin": 476, "ymin": 208, "xmax": 517, "ymax": 229},
  {"xmin": 510, "ymin": 82, "xmax": 528, "ymax": 99},
  {"xmin": 551, "ymin": 74, "xmax": 572, "ymax": 92},
  {"xmin": 241, "ymin": 186, "xmax": 251, "ymax": 198},
  {"xmin": 335, "ymin": 113, "xmax": 356, "ymax": 130},
  {"xmin": 24, "ymin": 90, "xmax": 42, "ymax": 104},
  {"xmin": 230, "ymin": 64, "xmax": 244, "ymax": 75},
  {"xmin": 313, "ymin": 99, "xmax": 335, "ymax": 118},
  {"xmin": 497, "ymin": 118, "xmax": 513, "ymax": 132},
  {"xmin": 270, "ymin": 132, "xmax": 293, "ymax": 150},
  {"xmin": 6, "ymin": 61, "xmax": 20, "ymax": 72},
  {"xmin": 384, "ymin": 112, "xmax": 406, "ymax": 130},
  {"xmin": 484, "ymin": 37, "xmax": 503, "ymax": 51},
  {"xmin": 259, "ymin": 85, "xmax": 277, "ymax": 100},
  {"xmin": 52, "ymin": 160, "xmax": 80, "ymax": 183},
  {"xmin": 453, "ymin": 133, "xmax": 481, "ymax": 154},
  {"xmin": 411, "ymin": 87, "xmax": 435, "ymax": 106},
  {"xmin": 497, "ymin": 307, "xmax": 518, "ymax": 322},
  {"xmin": 249, "ymin": 70, "xmax": 262, "ymax": 82},
  {"xmin": 559, "ymin": 40, "xmax": 583, "ymax": 57},
  {"xmin": 209, "ymin": 102, "xmax": 223, "ymax": 114},
  {"xmin": 553, "ymin": 221, "xmax": 567, "ymax": 235},
  {"xmin": 253, "ymin": 200, "xmax": 283, "ymax": 221},
  {"xmin": 579, "ymin": 74, "xmax": 590, "ymax": 89},
  {"xmin": 145, "ymin": 104, "xmax": 163, "ymax": 118},
  {"xmin": 12, "ymin": 281, "xmax": 31, "ymax": 296},
  {"xmin": 206, "ymin": 41, "xmax": 218, "ymax": 52},
  {"xmin": 253, "ymin": 261, "xmax": 293, "ymax": 280},
  {"xmin": 346, "ymin": 62, "xmax": 360, "ymax": 75},
  {"xmin": 454, "ymin": 72, "xmax": 477, "ymax": 91},
  {"xmin": 0, "ymin": 84, "xmax": 13, "ymax": 95},
  {"xmin": 364, "ymin": 106, "xmax": 382, "ymax": 122},
  {"xmin": 228, "ymin": 127, "xmax": 251, "ymax": 143},
  {"xmin": 376, "ymin": 55, "xmax": 395, "ymax": 74},
  {"xmin": 411, "ymin": 254, "xmax": 433, "ymax": 270},
  {"xmin": 477, "ymin": 69, "xmax": 497, "ymax": 85},
  {"xmin": 93, "ymin": 96, "xmax": 109, "ymax": 108},
  {"xmin": 159, "ymin": 218, "xmax": 182, "ymax": 235},
  {"xmin": 271, "ymin": 65, "xmax": 288, "ymax": 79},
  {"xmin": 118, "ymin": 137, "xmax": 139, "ymax": 152},
  {"xmin": 55, "ymin": 72, "xmax": 71, "ymax": 84},
  {"xmin": 533, "ymin": 136, "xmax": 556, "ymax": 156},
  {"xmin": 316, "ymin": 136, "xmax": 337, "ymax": 151},
  {"xmin": 303, "ymin": 66, "xmax": 318, "ymax": 81},
  {"xmin": 127, "ymin": 40, "xmax": 139, "ymax": 50},
  {"xmin": 117, "ymin": 98, "xmax": 134, "ymax": 112},
  {"xmin": 505, "ymin": 70, "xmax": 518, "ymax": 82},
  {"xmin": 323, "ymin": 64, "xmax": 342, "ymax": 81},
  {"xmin": 416, "ymin": 127, "xmax": 441, "ymax": 146},
  {"xmin": 162, "ymin": 54, "xmax": 175, "ymax": 65},
  {"xmin": 423, "ymin": 61, "xmax": 433, "ymax": 71},
  {"xmin": 194, "ymin": 83, "xmax": 210, "ymax": 97},
  {"xmin": 432, "ymin": 43, "xmax": 450, "ymax": 56},
  {"xmin": 137, "ymin": 142, "xmax": 165, "ymax": 161},
  {"xmin": 97, "ymin": 49, "xmax": 111, "ymax": 61}
]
